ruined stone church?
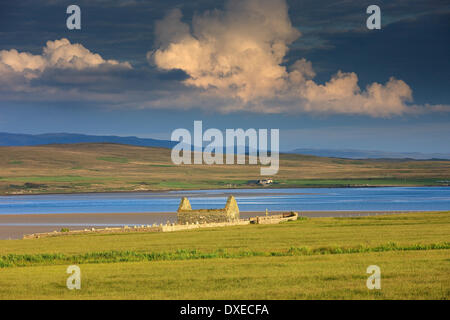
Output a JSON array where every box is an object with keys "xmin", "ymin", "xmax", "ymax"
[{"xmin": 177, "ymin": 195, "xmax": 240, "ymax": 224}]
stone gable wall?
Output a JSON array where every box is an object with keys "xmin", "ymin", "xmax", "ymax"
[{"xmin": 177, "ymin": 196, "xmax": 240, "ymax": 224}]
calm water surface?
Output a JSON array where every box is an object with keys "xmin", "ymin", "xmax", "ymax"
[{"xmin": 0, "ymin": 187, "xmax": 449, "ymax": 215}]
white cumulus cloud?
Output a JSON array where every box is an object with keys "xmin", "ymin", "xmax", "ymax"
[
  {"xmin": 149, "ymin": 0, "xmax": 425, "ymax": 117},
  {"xmin": 0, "ymin": 38, "xmax": 131, "ymax": 81}
]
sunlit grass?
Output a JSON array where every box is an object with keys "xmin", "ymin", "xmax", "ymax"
[
  {"xmin": 0, "ymin": 212, "xmax": 448, "ymax": 299},
  {"xmin": 0, "ymin": 250, "xmax": 448, "ymax": 299}
]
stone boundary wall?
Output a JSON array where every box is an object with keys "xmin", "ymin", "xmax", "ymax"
[
  {"xmin": 249, "ymin": 212, "xmax": 299, "ymax": 224},
  {"xmin": 22, "ymin": 212, "xmax": 299, "ymax": 239}
]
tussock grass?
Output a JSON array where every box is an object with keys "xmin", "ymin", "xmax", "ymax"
[{"xmin": 1, "ymin": 242, "xmax": 448, "ymax": 268}]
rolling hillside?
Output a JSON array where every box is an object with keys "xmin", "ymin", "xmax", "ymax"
[{"xmin": 0, "ymin": 143, "xmax": 449, "ymax": 195}]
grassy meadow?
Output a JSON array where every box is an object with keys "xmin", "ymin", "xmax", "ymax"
[
  {"xmin": 0, "ymin": 211, "xmax": 449, "ymax": 299},
  {"xmin": 0, "ymin": 143, "xmax": 448, "ymax": 299},
  {"xmin": 0, "ymin": 143, "xmax": 449, "ymax": 195}
]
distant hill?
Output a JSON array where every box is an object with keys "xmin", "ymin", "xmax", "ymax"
[
  {"xmin": 0, "ymin": 143, "xmax": 449, "ymax": 195},
  {"xmin": 2, "ymin": 133, "xmax": 449, "ymax": 160},
  {"xmin": 0, "ymin": 132, "xmax": 264, "ymax": 155},
  {"xmin": 290, "ymin": 148, "xmax": 450, "ymax": 160},
  {"xmin": 0, "ymin": 132, "xmax": 176, "ymax": 148}
]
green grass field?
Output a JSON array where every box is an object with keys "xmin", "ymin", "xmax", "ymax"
[
  {"xmin": 0, "ymin": 143, "xmax": 449, "ymax": 195},
  {"xmin": 0, "ymin": 212, "xmax": 449, "ymax": 299}
]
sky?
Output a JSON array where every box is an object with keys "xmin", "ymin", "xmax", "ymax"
[{"xmin": 0, "ymin": 0, "xmax": 449, "ymax": 152}]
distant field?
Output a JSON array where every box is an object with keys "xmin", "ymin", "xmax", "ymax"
[
  {"xmin": 0, "ymin": 143, "xmax": 449, "ymax": 195},
  {"xmin": 0, "ymin": 212, "xmax": 448, "ymax": 299}
]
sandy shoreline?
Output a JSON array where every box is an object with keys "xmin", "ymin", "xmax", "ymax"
[{"xmin": 0, "ymin": 210, "xmax": 426, "ymax": 240}]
